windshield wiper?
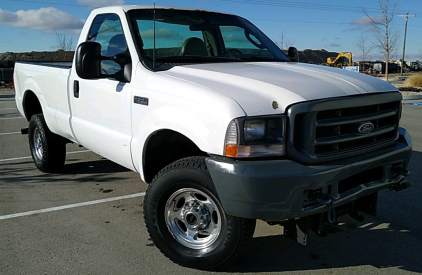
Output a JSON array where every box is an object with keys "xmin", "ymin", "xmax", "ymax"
[
  {"xmin": 239, "ymin": 56, "xmax": 287, "ymax": 62},
  {"xmin": 155, "ymin": 55, "xmax": 242, "ymax": 63}
]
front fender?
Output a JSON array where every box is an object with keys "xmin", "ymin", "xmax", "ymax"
[{"xmin": 130, "ymin": 63, "xmax": 246, "ymax": 181}]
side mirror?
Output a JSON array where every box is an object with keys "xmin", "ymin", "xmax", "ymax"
[
  {"xmin": 288, "ymin": 47, "xmax": 299, "ymax": 62},
  {"xmin": 75, "ymin": 42, "xmax": 103, "ymax": 79}
]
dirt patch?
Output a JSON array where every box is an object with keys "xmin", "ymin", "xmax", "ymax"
[
  {"xmin": 1, "ymin": 49, "xmax": 340, "ymax": 64},
  {"xmin": 399, "ymin": 87, "xmax": 422, "ymax": 93},
  {"xmin": 0, "ymin": 50, "xmax": 74, "ymax": 63}
]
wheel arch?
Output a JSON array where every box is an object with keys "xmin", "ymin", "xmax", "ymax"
[
  {"xmin": 22, "ymin": 90, "xmax": 43, "ymax": 121},
  {"xmin": 142, "ymin": 129, "xmax": 208, "ymax": 183}
]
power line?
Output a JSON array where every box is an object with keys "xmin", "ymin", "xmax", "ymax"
[
  {"xmin": 7, "ymin": 0, "xmax": 422, "ymax": 14},
  {"xmin": 6, "ymin": 0, "xmax": 422, "ymax": 16},
  {"xmin": 248, "ymin": 17, "xmax": 422, "ymax": 29},
  {"xmin": 5, "ymin": 0, "xmax": 422, "ymax": 29},
  {"xmin": 224, "ymin": 0, "xmax": 369, "ymax": 13},
  {"xmin": 6, "ymin": 0, "xmax": 89, "ymax": 8},
  {"xmin": 221, "ymin": 0, "xmax": 421, "ymax": 15}
]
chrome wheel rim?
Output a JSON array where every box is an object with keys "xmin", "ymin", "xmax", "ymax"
[
  {"xmin": 165, "ymin": 188, "xmax": 222, "ymax": 249},
  {"xmin": 33, "ymin": 128, "xmax": 43, "ymax": 160}
]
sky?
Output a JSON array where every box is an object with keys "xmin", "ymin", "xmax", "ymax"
[{"xmin": 0, "ymin": 0, "xmax": 421, "ymax": 61}]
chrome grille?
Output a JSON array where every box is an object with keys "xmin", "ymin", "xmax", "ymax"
[{"xmin": 287, "ymin": 93, "xmax": 402, "ymax": 164}]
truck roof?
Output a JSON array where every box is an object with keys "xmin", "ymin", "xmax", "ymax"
[{"xmin": 92, "ymin": 5, "xmax": 233, "ymax": 16}]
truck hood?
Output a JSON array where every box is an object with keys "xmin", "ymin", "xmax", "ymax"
[{"xmin": 159, "ymin": 62, "xmax": 398, "ymax": 116}]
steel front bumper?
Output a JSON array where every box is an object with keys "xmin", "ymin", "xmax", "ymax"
[{"xmin": 206, "ymin": 128, "xmax": 412, "ymax": 221}]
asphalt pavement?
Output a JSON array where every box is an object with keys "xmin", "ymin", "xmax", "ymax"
[{"xmin": 1, "ymin": 93, "xmax": 421, "ymax": 275}]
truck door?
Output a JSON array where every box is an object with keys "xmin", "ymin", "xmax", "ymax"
[{"xmin": 69, "ymin": 13, "xmax": 135, "ymax": 170}]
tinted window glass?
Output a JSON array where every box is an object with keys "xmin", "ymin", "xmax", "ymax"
[
  {"xmin": 88, "ymin": 14, "xmax": 128, "ymax": 75},
  {"xmin": 128, "ymin": 9, "xmax": 289, "ymax": 69}
]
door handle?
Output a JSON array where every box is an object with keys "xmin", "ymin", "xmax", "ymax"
[{"xmin": 74, "ymin": 80, "xmax": 79, "ymax": 98}]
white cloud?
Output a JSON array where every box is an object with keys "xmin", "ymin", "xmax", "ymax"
[
  {"xmin": 344, "ymin": 27, "xmax": 364, "ymax": 32},
  {"xmin": 0, "ymin": 9, "xmax": 18, "ymax": 22},
  {"xmin": 78, "ymin": 0, "xmax": 125, "ymax": 8},
  {"xmin": 0, "ymin": 8, "xmax": 84, "ymax": 31},
  {"xmin": 325, "ymin": 43, "xmax": 341, "ymax": 48},
  {"xmin": 350, "ymin": 16, "xmax": 383, "ymax": 26}
]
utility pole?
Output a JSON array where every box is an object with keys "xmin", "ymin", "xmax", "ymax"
[{"xmin": 398, "ymin": 12, "xmax": 416, "ymax": 75}]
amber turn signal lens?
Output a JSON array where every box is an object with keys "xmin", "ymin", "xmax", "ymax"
[{"xmin": 225, "ymin": 145, "xmax": 239, "ymax": 157}]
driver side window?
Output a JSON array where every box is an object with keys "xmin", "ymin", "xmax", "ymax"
[
  {"xmin": 220, "ymin": 25, "xmax": 271, "ymax": 57},
  {"xmin": 87, "ymin": 14, "xmax": 128, "ymax": 75}
]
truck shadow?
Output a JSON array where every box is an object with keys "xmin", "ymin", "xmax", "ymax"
[
  {"xmin": 225, "ymin": 150, "xmax": 422, "ymax": 273},
  {"xmin": 0, "ymin": 158, "xmax": 132, "ymax": 185},
  {"xmin": 61, "ymin": 159, "xmax": 130, "ymax": 175},
  {"xmin": 228, "ymin": 220, "xmax": 421, "ymax": 273}
]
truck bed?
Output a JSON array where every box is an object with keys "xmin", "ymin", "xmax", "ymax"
[{"xmin": 14, "ymin": 61, "xmax": 75, "ymax": 141}]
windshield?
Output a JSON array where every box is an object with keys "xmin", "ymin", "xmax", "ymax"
[{"xmin": 127, "ymin": 9, "xmax": 289, "ymax": 69}]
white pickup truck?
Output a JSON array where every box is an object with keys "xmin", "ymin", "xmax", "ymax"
[{"xmin": 14, "ymin": 5, "xmax": 412, "ymax": 270}]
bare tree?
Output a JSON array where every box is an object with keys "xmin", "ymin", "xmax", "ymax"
[
  {"xmin": 54, "ymin": 30, "xmax": 74, "ymax": 61},
  {"xmin": 356, "ymin": 34, "xmax": 373, "ymax": 72},
  {"xmin": 363, "ymin": 0, "xmax": 400, "ymax": 81},
  {"xmin": 276, "ymin": 30, "xmax": 295, "ymax": 51}
]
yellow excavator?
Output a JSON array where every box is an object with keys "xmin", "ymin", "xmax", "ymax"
[{"xmin": 327, "ymin": 52, "xmax": 352, "ymax": 67}]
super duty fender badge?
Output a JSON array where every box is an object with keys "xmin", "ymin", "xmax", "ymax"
[
  {"xmin": 356, "ymin": 121, "xmax": 374, "ymax": 134},
  {"xmin": 134, "ymin": 96, "xmax": 149, "ymax": 106}
]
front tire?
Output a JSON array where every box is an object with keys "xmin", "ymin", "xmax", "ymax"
[
  {"xmin": 144, "ymin": 156, "xmax": 255, "ymax": 270},
  {"xmin": 28, "ymin": 114, "xmax": 66, "ymax": 173}
]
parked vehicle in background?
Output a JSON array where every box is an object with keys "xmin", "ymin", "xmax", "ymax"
[
  {"xmin": 410, "ymin": 61, "xmax": 422, "ymax": 71},
  {"xmin": 0, "ymin": 60, "xmax": 14, "ymax": 83},
  {"xmin": 326, "ymin": 51, "xmax": 352, "ymax": 67}
]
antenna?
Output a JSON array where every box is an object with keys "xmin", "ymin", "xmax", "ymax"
[{"xmin": 153, "ymin": 0, "xmax": 156, "ymax": 69}]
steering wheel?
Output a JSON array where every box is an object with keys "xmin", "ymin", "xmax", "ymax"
[{"xmin": 224, "ymin": 48, "xmax": 242, "ymax": 55}]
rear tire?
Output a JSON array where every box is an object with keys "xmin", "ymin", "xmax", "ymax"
[
  {"xmin": 28, "ymin": 114, "xmax": 66, "ymax": 173},
  {"xmin": 144, "ymin": 156, "xmax": 256, "ymax": 270}
]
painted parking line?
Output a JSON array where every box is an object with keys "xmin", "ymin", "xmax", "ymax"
[
  {"xmin": 0, "ymin": 192, "xmax": 146, "ymax": 221},
  {"xmin": 0, "ymin": 117, "xmax": 24, "ymax": 120},
  {"xmin": 404, "ymin": 102, "xmax": 422, "ymax": 106},
  {"xmin": 0, "ymin": 150, "xmax": 90, "ymax": 163},
  {"xmin": 0, "ymin": 132, "xmax": 21, "ymax": 136}
]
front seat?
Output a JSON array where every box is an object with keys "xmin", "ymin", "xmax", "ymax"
[
  {"xmin": 106, "ymin": 34, "xmax": 127, "ymax": 57},
  {"xmin": 180, "ymin": 37, "xmax": 208, "ymax": 56},
  {"xmin": 103, "ymin": 34, "xmax": 131, "ymax": 79}
]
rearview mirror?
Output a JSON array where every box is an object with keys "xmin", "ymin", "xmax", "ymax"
[
  {"xmin": 75, "ymin": 42, "xmax": 103, "ymax": 79},
  {"xmin": 288, "ymin": 47, "xmax": 299, "ymax": 62}
]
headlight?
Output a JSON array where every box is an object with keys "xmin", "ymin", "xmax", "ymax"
[
  {"xmin": 244, "ymin": 119, "xmax": 266, "ymax": 141},
  {"xmin": 224, "ymin": 116, "xmax": 286, "ymax": 158}
]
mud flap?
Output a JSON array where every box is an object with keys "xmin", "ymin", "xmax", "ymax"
[
  {"xmin": 282, "ymin": 192, "xmax": 382, "ymax": 246},
  {"xmin": 347, "ymin": 192, "xmax": 378, "ymax": 221},
  {"xmin": 358, "ymin": 193, "xmax": 378, "ymax": 216},
  {"xmin": 283, "ymin": 218, "xmax": 309, "ymax": 246}
]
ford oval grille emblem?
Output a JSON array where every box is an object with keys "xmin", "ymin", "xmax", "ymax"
[{"xmin": 357, "ymin": 122, "xmax": 374, "ymax": 134}]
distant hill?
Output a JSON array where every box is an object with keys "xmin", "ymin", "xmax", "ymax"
[
  {"xmin": 299, "ymin": 49, "xmax": 341, "ymax": 64},
  {"xmin": 0, "ymin": 50, "xmax": 74, "ymax": 66},
  {"xmin": 0, "ymin": 49, "xmax": 339, "ymax": 67}
]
